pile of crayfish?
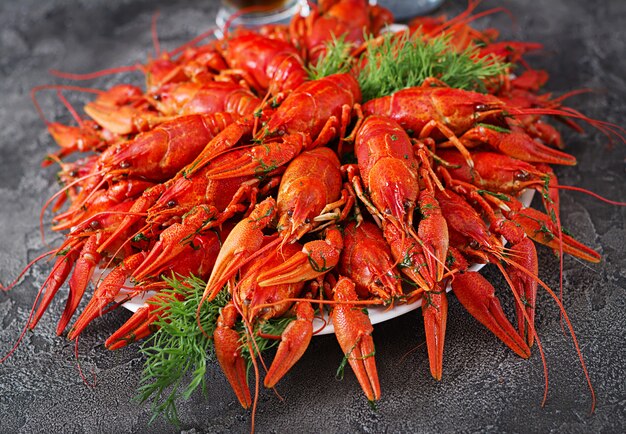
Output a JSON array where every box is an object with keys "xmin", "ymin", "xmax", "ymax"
[{"xmin": 4, "ymin": 0, "xmax": 624, "ymax": 422}]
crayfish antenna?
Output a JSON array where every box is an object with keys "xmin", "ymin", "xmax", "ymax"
[
  {"xmin": 1, "ymin": 248, "xmax": 56, "ymax": 292},
  {"xmin": 494, "ymin": 261, "xmax": 550, "ymax": 408},
  {"xmin": 55, "ymin": 89, "xmax": 84, "ymax": 125},
  {"xmin": 510, "ymin": 107, "xmax": 626, "ymax": 145},
  {"xmin": 150, "ymin": 10, "xmax": 161, "ymax": 58},
  {"xmin": 430, "ymin": 1, "xmax": 517, "ymax": 38},
  {"xmin": 31, "ymin": 84, "xmax": 103, "ymax": 125},
  {"xmin": 553, "ymin": 185, "xmax": 626, "ymax": 207},
  {"xmin": 49, "ymin": 65, "xmax": 140, "ymax": 81},
  {"xmin": 0, "ymin": 243, "xmax": 79, "ymax": 363},
  {"xmin": 168, "ymin": 26, "xmax": 219, "ymax": 57},
  {"xmin": 498, "ymin": 258, "xmax": 596, "ymax": 413},
  {"xmin": 74, "ymin": 336, "xmax": 97, "ymax": 388},
  {"xmin": 39, "ymin": 169, "xmax": 105, "ymax": 243}
]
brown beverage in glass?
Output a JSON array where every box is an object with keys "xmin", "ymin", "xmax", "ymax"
[{"xmin": 223, "ymin": 0, "xmax": 288, "ymax": 9}]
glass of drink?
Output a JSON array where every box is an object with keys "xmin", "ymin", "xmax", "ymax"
[{"xmin": 216, "ymin": 0, "xmax": 307, "ymax": 35}]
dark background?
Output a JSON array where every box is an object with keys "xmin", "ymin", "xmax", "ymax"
[{"xmin": 1, "ymin": 0, "xmax": 624, "ymax": 432}]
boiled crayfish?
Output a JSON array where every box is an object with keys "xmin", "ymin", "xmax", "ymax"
[{"xmin": 4, "ymin": 0, "xmax": 626, "ymax": 429}]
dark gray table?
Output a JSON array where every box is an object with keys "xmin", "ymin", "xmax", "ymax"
[{"xmin": 1, "ymin": 1, "xmax": 624, "ymax": 432}]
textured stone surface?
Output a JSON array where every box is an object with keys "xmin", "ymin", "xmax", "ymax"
[{"xmin": 1, "ymin": 0, "xmax": 625, "ymax": 432}]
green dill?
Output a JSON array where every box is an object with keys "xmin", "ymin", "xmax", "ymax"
[
  {"xmin": 308, "ymin": 251, "xmax": 331, "ymax": 273},
  {"xmin": 477, "ymin": 189, "xmax": 511, "ymax": 202},
  {"xmin": 136, "ymin": 275, "xmax": 230, "ymax": 425},
  {"xmin": 335, "ymin": 340, "xmax": 358, "ymax": 380},
  {"xmin": 306, "ymin": 34, "xmax": 355, "ymax": 80},
  {"xmin": 135, "ymin": 271, "xmax": 306, "ymax": 425},
  {"xmin": 520, "ymin": 295, "xmax": 534, "ymax": 309},
  {"xmin": 476, "ymin": 122, "xmax": 511, "ymax": 133},
  {"xmin": 132, "ymin": 232, "xmax": 150, "ymax": 242},
  {"xmin": 537, "ymin": 222, "xmax": 555, "ymax": 241},
  {"xmin": 357, "ymin": 31, "xmax": 507, "ymax": 101},
  {"xmin": 335, "ymin": 337, "xmax": 375, "ymax": 380},
  {"xmin": 398, "ymin": 246, "xmax": 417, "ymax": 269},
  {"xmin": 55, "ymin": 247, "xmax": 71, "ymax": 256}
]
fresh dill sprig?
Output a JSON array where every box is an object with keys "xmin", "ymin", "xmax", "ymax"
[
  {"xmin": 305, "ymin": 29, "xmax": 507, "ymax": 101},
  {"xmin": 136, "ymin": 274, "xmax": 230, "ymax": 425},
  {"xmin": 358, "ymin": 31, "xmax": 508, "ymax": 101},
  {"xmin": 306, "ymin": 34, "xmax": 355, "ymax": 80},
  {"xmin": 136, "ymin": 274, "xmax": 301, "ymax": 425}
]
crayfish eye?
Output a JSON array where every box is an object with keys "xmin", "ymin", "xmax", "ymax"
[
  {"xmin": 167, "ymin": 200, "xmax": 177, "ymax": 208},
  {"xmin": 475, "ymin": 104, "xmax": 488, "ymax": 111},
  {"xmin": 90, "ymin": 220, "xmax": 100, "ymax": 229},
  {"xmin": 287, "ymin": 210, "xmax": 293, "ymax": 217},
  {"xmin": 515, "ymin": 170, "xmax": 530, "ymax": 181},
  {"xmin": 120, "ymin": 160, "xmax": 131, "ymax": 169},
  {"xmin": 69, "ymin": 170, "xmax": 78, "ymax": 177},
  {"xmin": 469, "ymin": 239, "xmax": 479, "ymax": 250},
  {"xmin": 304, "ymin": 218, "xmax": 310, "ymax": 224},
  {"xmin": 152, "ymin": 93, "xmax": 161, "ymax": 101}
]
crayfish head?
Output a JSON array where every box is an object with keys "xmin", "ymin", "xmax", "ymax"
[{"xmin": 277, "ymin": 193, "xmax": 319, "ymax": 243}]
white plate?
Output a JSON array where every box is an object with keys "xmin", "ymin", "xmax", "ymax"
[{"xmin": 115, "ymin": 190, "xmax": 535, "ymax": 336}]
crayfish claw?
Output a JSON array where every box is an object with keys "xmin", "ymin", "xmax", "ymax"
[
  {"xmin": 510, "ymin": 207, "xmax": 601, "ymax": 263},
  {"xmin": 105, "ymin": 304, "xmax": 156, "ymax": 350},
  {"xmin": 264, "ymin": 301, "xmax": 314, "ymax": 388},
  {"xmin": 421, "ymin": 284, "xmax": 448, "ymax": 381},
  {"xmin": 257, "ymin": 226, "xmax": 343, "ymax": 287},
  {"xmin": 506, "ymin": 238, "xmax": 538, "ymax": 348},
  {"xmin": 214, "ymin": 304, "xmax": 252, "ymax": 408},
  {"xmin": 331, "ymin": 277, "xmax": 381, "ymax": 402},
  {"xmin": 68, "ymin": 251, "xmax": 146, "ymax": 340},
  {"xmin": 57, "ymin": 235, "xmax": 102, "ymax": 335},
  {"xmin": 452, "ymin": 271, "xmax": 531, "ymax": 359}
]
